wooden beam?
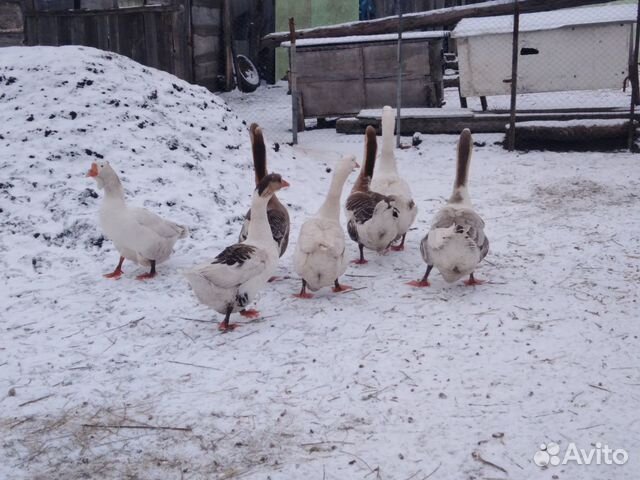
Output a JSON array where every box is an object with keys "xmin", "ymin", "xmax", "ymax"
[
  {"xmin": 24, "ymin": 5, "xmax": 179, "ymax": 17},
  {"xmin": 513, "ymin": 120, "xmax": 632, "ymax": 151},
  {"xmin": 222, "ymin": 0, "xmax": 234, "ymax": 91},
  {"xmin": 336, "ymin": 108, "xmax": 634, "ymax": 135},
  {"xmin": 262, "ymin": 0, "xmax": 612, "ymax": 48}
]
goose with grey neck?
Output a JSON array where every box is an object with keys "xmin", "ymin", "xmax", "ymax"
[
  {"xmin": 87, "ymin": 161, "xmax": 188, "ymax": 280},
  {"xmin": 345, "ymin": 125, "xmax": 400, "ymax": 264},
  {"xmin": 410, "ymin": 129, "xmax": 489, "ymax": 287}
]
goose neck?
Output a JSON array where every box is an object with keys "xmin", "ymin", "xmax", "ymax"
[
  {"xmin": 246, "ymin": 194, "xmax": 271, "ymax": 242},
  {"xmin": 318, "ymin": 167, "xmax": 350, "ymax": 219}
]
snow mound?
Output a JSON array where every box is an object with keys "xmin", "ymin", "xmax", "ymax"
[{"xmin": 0, "ymin": 46, "xmax": 258, "ymax": 271}]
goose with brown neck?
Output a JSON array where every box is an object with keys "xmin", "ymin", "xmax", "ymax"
[
  {"xmin": 87, "ymin": 161, "xmax": 188, "ymax": 280},
  {"xmin": 293, "ymin": 155, "xmax": 359, "ymax": 298},
  {"xmin": 238, "ymin": 123, "xmax": 290, "ymax": 258},
  {"xmin": 370, "ymin": 106, "xmax": 418, "ymax": 251},
  {"xmin": 184, "ymin": 174, "xmax": 289, "ymax": 332},
  {"xmin": 345, "ymin": 126, "xmax": 400, "ymax": 264},
  {"xmin": 409, "ymin": 129, "xmax": 489, "ymax": 287}
]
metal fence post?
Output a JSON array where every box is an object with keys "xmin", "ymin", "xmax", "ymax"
[
  {"xmin": 628, "ymin": 0, "xmax": 640, "ymax": 151},
  {"xmin": 507, "ymin": 0, "xmax": 520, "ymax": 151},
  {"xmin": 396, "ymin": 2, "xmax": 403, "ymax": 148},
  {"xmin": 289, "ymin": 17, "xmax": 298, "ymax": 145}
]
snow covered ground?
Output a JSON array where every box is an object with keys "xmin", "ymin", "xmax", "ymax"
[{"xmin": 2, "ymin": 46, "xmax": 640, "ymax": 480}]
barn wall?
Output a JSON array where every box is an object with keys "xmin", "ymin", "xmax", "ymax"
[
  {"xmin": 16, "ymin": 0, "xmax": 229, "ymax": 91},
  {"xmin": 295, "ymin": 36, "xmax": 444, "ymax": 117},
  {"xmin": 228, "ymin": 0, "xmax": 275, "ymax": 83},
  {"xmin": 192, "ymin": 0, "xmax": 223, "ymax": 90},
  {"xmin": 0, "ymin": 1, "xmax": 24, "ymax": 46},
  {"xmin": 22, "ymin": 2, "xmax": 194, "ymax": 83}
]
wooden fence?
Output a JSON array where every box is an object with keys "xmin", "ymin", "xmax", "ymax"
[{"xmin": 23, "ymin": 2, "xmax": 194, "ymax": 82}]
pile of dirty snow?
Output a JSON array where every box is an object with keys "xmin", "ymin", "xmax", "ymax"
[{"xmin": 0, "ymin": 45, "xmax": 274, "ymax": 277}]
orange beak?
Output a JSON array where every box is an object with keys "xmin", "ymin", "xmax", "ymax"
[
  {"xmin": 281, "ymin": 179, "xmax": 290, "ymax": 188},
  {"xmin": 87, "ymin": 162, "xmax": 98, "ymax": 178}
]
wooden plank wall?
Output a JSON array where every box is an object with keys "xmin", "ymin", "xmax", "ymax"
[
  {"xmin": 191, "ymin": 0, "xmax": 222, "ymax": 90},
  {"xmin": 23, "ymin": 2, "xmax": 196, "ymax": 84},
  {"xmin": 296, "ymin": 38, "xmax": 443, "ymax": 118},
  {"xmin": 0, "ymin": 1, "xmax": 25, "ymax": 46},
  {"xmin": 233, "ymin": 0, "xmax": 275, "ymax": 83}
]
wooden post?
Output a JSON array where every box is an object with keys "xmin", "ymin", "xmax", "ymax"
[
  {"xmin": 223, "ymin": 0, "xmax": 234, "ymax": 91},
  {"xmin": 428, "ymin": 39, "xmax": 444, "ymax": 107},
  {"xmin": 289, "ymin": 17, "xmax": 298, "ymax": 145},
  {"xmin": 628, "ymin": 0, "xmax": 640, "ymax": 151},
  {"xmin": 395, "ymin": 3, "xmax": 403, "ymax": 148},
  {"xmin": 507, "ymin": 0, "xmax": 520, "ymax": 151}
]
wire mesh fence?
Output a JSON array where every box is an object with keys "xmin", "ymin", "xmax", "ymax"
[{"xmin": 225, "ymin": 0, "xmax": 640, "ymax": 152}]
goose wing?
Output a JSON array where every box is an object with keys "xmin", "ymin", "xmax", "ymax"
[
  {"xmin": 189, "ymin": 244, "xmax": 269, "ymax": 289},
  {"xmin": 346, "ymin": 191, "xmax": 391, "ymax": 224},
  {"xmin": 131, "ymin": 207, "xmax": 187, "ymax": 239},
  {"xmin": 268, "ymin": 208, "xmax": 290, "ymax": 255},
  {"xmin": 429, "ymin": 206, "xmax": 489, "ymax": 258},
  {"xmin": 298, "ymin": 219, "xmax": 345, "ymax": 257}
]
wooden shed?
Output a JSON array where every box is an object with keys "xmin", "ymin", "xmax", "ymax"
[
  {"xmin": 10, "ymin": 0, "xmax": 276, "ymax": 92},
  {"xmin": 452, "ymin": 4, "xmax": 638, "ymax": 98},
  {"xmin": 274, "ymin": 0, "xmax": 358, "ymax": 80},
  {"xmin": 283, "ymin": 31, "xmax": 447, "ymax": 119}
]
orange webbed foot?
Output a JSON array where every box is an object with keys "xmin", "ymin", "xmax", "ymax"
[
  {"xmin": 135, "ymin": 272, "xmax": 157, "ymax": 281},
  {"xmin": 239, "ymin": 309, "xmax": 260, "ymax": 319},
  {"xmin": 103, "ymin": 270, "xmax": 123, "ymax": 279},
  {"xmin": 293, "ymin": 292, "xmax": 314, "ymax": 299},
  {"xmin": 332, "ymin": 284, "xmax": 352, "ymax": 293},
  {"xmin": 218, "ymin": 322, "xmax": 239, "ymax": 332},
  {"xmin": 407, "ymin": 280, "xmax": 431, "ymax": 288}
]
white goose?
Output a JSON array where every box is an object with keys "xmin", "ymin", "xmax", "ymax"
[
  {"xmin": 370, "ymin": 105, "xmax": 417, "ymax": 251},
  {"xmin": 87, "ymin": 161, "xmax": 188, "ymax": 280},
  {"xmin": 293, "ymin": 155, "xmax": 359, "ymax": 298},
  {"xmin": 410, "ymin": 129, "xmax": 489, "ymax": 287},
  {"xmin": 183, "ymin": 174, "xmax": 288, "ymax": 331},
  {"xmin": 345, "ymin": 125, "xmax": 400, "ymax": 264}
]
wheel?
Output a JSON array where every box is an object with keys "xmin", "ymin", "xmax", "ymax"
[{"xmin": 236, "ymin": 55, "xmax": 260, "ymax": 93}]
